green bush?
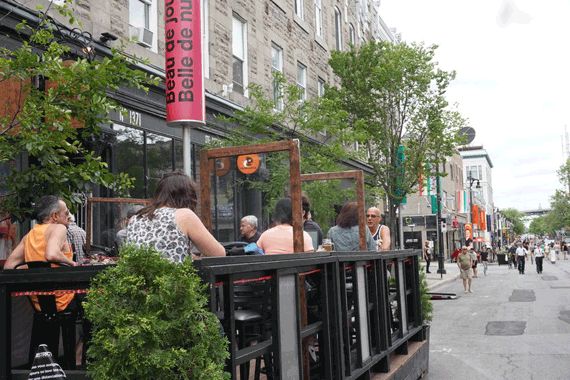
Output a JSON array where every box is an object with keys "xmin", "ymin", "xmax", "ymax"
[
  {"xmin": 419, "ymin": 267, "xmax": 433, "ymax": 323},
  {"xmin": 83, "ymin": 245, "xmax": 229, "ymax": 380}
]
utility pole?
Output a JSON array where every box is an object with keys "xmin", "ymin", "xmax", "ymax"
[{"xmin": 436, "ymin": 162, "xmax": 446, "ymax": 277}]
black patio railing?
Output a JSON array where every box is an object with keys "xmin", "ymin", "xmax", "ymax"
[
  {"xmin": 194, "ymin": 249, "xmax": 425, "ymax": 380},
  {"xmin": 0, "ymin": 249, "xmax": 425, "ymax": 380}
]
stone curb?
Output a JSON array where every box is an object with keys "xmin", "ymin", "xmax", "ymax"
[{"xmin": 427, "ymin": 274, "xmax": 459, "ymax": 292}]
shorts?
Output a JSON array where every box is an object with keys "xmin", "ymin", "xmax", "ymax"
[{"xmin": 460, "ymin": 268, "xmax": 473, "ymax": 280}]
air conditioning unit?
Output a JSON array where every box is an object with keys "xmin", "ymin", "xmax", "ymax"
[{"xmin": 129, "ymin": 25, "xmax": 153, "ymax": 48}]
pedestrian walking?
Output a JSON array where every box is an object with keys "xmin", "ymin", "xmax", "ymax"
[
  {"xmin": 516, "ymin": 243, "xmax": 527, "ymax": 274},
  {"xmin": 470, "ymin": 248, "xmax": 479, "ymax": 278},
  {"xmin": 457, "ymin": 247, "xmax": 473, "ymax": 294},
  {"xmin": 534, "ymin": 244, "xmax": 544, "ymax": 274},
  {"xmin": 507, "ymin": 244, "xmax": 516, "ymax": 270},
  {"xmin": 549, "ymin": 243, "xmax": 557, "ymax": 264},
  {"xmin": 480, "ymin": 247, "xmax": 489, "ymax": 276},
  {"xmin": 423, "ymin": 241, "xmax": 432, "ymax": 273}
]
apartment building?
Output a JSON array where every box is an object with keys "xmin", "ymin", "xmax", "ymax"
[
  {"xmin": 399, "ymin": 152, "xmax": 467, "ymax": 259},
  {"xmin": 458, "ymin": 145, "xmax": 495, "ymax": 246}
]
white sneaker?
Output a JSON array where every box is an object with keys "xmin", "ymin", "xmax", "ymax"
[
  {"xmin": 464, "ymin": 290, "xmax": 468, "ymax": 294},
  {"xmin": 468, "ymin": 289, "xmax": 473, "ymax": 293}
]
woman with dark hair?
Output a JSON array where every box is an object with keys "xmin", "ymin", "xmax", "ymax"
[
  {"xmin": 327, "ymin": 202, "xmax": 376, "ymax": 252},
  {"xmin": 127, "ymin": 171, "xmax": 225, "ymax": 263},
  {"xmin": 257, "ymin": 198, "xmax": 314, "ymax": 254}
]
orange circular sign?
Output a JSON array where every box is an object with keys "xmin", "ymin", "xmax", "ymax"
[{"xmin": 237, "ymin": 154, "xmax": 260, "ymax": 175}]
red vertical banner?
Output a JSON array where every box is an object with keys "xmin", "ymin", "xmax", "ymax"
[
  {"xmin": 472, "ymin": 205, "xmax": 479, "ymax": 228},
  {"xmin": 164, "ymin": 0, "xmax": 205, "ymax": 126}
]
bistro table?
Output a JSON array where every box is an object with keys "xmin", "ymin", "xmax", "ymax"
[{"xmin": 0, "ymin": 264, "xmax": 111, "ymax": 380}]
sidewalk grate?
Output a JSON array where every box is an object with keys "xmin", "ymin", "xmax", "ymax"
[
  {"xmin": 485, "ymin": 321, "xmax": 526, "ymax": 336},
  {"xmin": 509, "ymin": 289, "xmax": 535, "ymax": 302}
]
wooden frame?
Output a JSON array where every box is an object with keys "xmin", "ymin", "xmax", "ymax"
[
  {"xmin": 199, "ymin": 140, "xmax": 304, "ymax": 253},
  {"xmin": 300, "ymin": 170, "xmax": 367, "ymax": 251}
]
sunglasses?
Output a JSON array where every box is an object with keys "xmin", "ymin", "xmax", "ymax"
[{"xmin": 366, "ymin": 214, "xmax": 379, "ymax": 218}]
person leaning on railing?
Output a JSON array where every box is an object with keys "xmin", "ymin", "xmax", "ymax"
[
  {"xmin": 327, "ymin": 201, "xmax": 376, "ymax": 252},
  {"xmin": 4, "ymin": 195, "xmax": 78, "ymax": 310},
  {"xmin": 256, "ymin": 198, "xmax": 314, "ymax": 255},
  {"xmin": 126, "ymin": 171, "xmax": 225, "ymax": 263}
]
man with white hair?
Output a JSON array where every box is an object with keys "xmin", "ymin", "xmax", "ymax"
[{"xmin": 239, "ymin": 215, "xmax": 261, "ymax": 243}]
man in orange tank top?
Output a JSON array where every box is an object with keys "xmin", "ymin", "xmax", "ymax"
[{"xmin": 5, "ymin": 195, "xmax": 77, "ymax": 311}]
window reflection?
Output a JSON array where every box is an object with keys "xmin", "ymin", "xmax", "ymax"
[
  {"xmin": 147, "ymin": 132, "xmax": 173, "ymax": 196},
  {"xmin": 112, "ymin": 125, "xmax": 145, "ymax": 198}
]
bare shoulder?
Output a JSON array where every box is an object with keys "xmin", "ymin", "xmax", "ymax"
[
  {"xmin": 47, "ymin": 223, "xmax": 67, "ymax": 236},
  {"xmin": 174, "ymin": 208, "xmax": 198, "ymax": 222}
]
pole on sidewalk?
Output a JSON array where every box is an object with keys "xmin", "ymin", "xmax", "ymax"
[{"xmin": 436, "ymin": 162, "xmax": 446, "ymax": 278}]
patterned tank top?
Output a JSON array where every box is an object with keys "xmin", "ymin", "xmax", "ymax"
[{"xmin": 126, "ymin": 207, "xmax": 192, "ymax": 263}]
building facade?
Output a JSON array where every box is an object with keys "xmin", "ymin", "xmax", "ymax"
[
  {"xmin": 459, "ymin": 145, "xmax": 495, "ymax": 247},
  {"xmin": 0, "ymin": 0, "xmax": 393, "ymax": 244},
  {"xmin": 400, "ymin": 152, "xmax": 467, "ymax": 259}
]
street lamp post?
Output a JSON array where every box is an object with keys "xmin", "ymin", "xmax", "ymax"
[{"xmin": 436, "ymin": 163, "xmax": 446, "ymax": 276}]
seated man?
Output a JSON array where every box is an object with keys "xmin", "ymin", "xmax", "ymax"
[
  {"xmin": 5, "ymin": 195, "xmax": 77, "ymax": 311},
  {"xmin": 239, "ymin": 215, "xmax": 261, "ymax": 243}
]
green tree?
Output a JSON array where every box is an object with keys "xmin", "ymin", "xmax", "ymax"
[
  {"xmin": 501, "ymin": 208, "xmax": 526, "ymax": 235},
  {"xmin": 528, "ymin": 215, "xmax": 551, "ymax": 236},
  {"xmin": 215, "ymin": 73, "xmax": 358, "ymax": 231},
  {"xmin": 557, "ymin": 158, "xmax": 570, "ymax": 194},
  {"xmin": 325, "ymin": 41, "xmax": 467, "ymax": 235},
  {"xmin": 545, "ymin": 190, "xmax": 570, "ymax": 233},
  {"xmin": 0, "ymin": 3, "xmax": 157, "ymax": 219}
]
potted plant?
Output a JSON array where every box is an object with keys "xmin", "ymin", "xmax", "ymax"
[
  {"xmin": 418, "ymin": 267, "xmax": 433, "ymax": 340},
  {"xmin": 83, "ymin": 245, "xmax": 229, "ymax": 379}
]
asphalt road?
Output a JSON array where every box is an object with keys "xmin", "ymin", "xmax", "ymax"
[{"xmin": 426, "ymin": 257, "xmax": 570, "ymax": 380}]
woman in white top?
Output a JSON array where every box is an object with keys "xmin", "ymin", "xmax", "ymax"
[{"xmin": 127, "ymin": 171, "xmax": 225, "ymax": 262}]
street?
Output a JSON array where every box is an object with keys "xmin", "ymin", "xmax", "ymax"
[{"xmin": 427, "ymin": 258, "xmax": 570, "ymax": 379}]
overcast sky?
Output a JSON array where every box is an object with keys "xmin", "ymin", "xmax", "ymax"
[{"xmin": 381, "ymin": 0, "xmax": 569, "ymax": 212}]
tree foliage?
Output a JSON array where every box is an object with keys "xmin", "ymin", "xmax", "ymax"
[
  {"xmin": 84, "ymin": 245, "xmax": 229, "ymax": 380},
  {"xmin": 215, "ymin": 73, "xmax": 358, "ymax": 231},
  {"xmin": 501, "ymin": 208, "xmax": 526, "ymax": 235},
  {"xmin": 545, "ymin": 190, "xmax": 570, "ymax": 233},
  {"xmin": 325, "ymin": 41, "xmax": 467, "ymax": 233},
  {"xmin": 0, "ymin": 3, "xmax": 157, "ymax": 219},
  {"xmin": 528, "ymin": 215, "xmax": 551, "ymax": 236}
]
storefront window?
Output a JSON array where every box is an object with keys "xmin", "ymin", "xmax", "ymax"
[
  {"xmin": 112, "ymin": 125, "xmax": 145, "ymax": 198},
  {"xmin": 147, "ymin": 132, "xmax": 173, "ymax": 196}
]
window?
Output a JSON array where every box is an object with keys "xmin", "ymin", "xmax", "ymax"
[
  {"xmin": 129, "ymin": 0, "xmax": 150, "ymax": 29},
  {"xmin": 315, "ymin": 0, "xmax": 323, "ymax": 37},
  {"xmin": 334, "ymin": 7, "xmax": 342, "ymax": 50},
  {"xmin": 271, "ymin": 43, "xmax": 283, "ymax": 110},
  {"xmin": 349, "ymin": 23, "xmax": 355, "ymax": 46},
  {"xmin": 297, "ymin": 63, "xmax": 307, "ymax": 101},
  {"xmin": 317, "ymin": 77, "xmax": 325, "ymax": 97},
  {"xmin": 295, "ymin": 0, "xmax": 304, "ymax": 19},
  {"xmin": 232, "ymin": 15, "xmax": 248, "ymax": 95},
  {"xmin": 129, "ymin": 0, "xmax": 156, "ymax": 49}
]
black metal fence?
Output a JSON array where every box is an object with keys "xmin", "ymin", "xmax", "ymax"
[
  {"xmin": 0, "ymin": 249, "xmax": 425, "ymax": 380},
  {"xmin": 194, "ymin": 249, "xmax": 425, "ymax": 380}
]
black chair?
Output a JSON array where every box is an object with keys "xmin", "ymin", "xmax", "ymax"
[
  {"xmin": 15, "ymin": 261, "xmax": 78, "ymax": 369},
  {"xmin": 232, "ymin": 280, "xmax": 273, "ymax": 380},
  {"xmin": 223, "ymin": 241, "xmax": 249, "ymax": 256}
]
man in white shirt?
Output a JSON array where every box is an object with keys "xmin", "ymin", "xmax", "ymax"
[
  {"xmin": 516, "ymin": 243, "xmax": 527, "ymax": 275},
  {"xmin": 534, "ymin": 245, "xmax": 544, "ymax": 274}
]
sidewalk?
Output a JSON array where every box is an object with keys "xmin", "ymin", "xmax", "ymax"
[{"xmin": 421, "ymin": 261, "xmax": 460, "ymax": 291}]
